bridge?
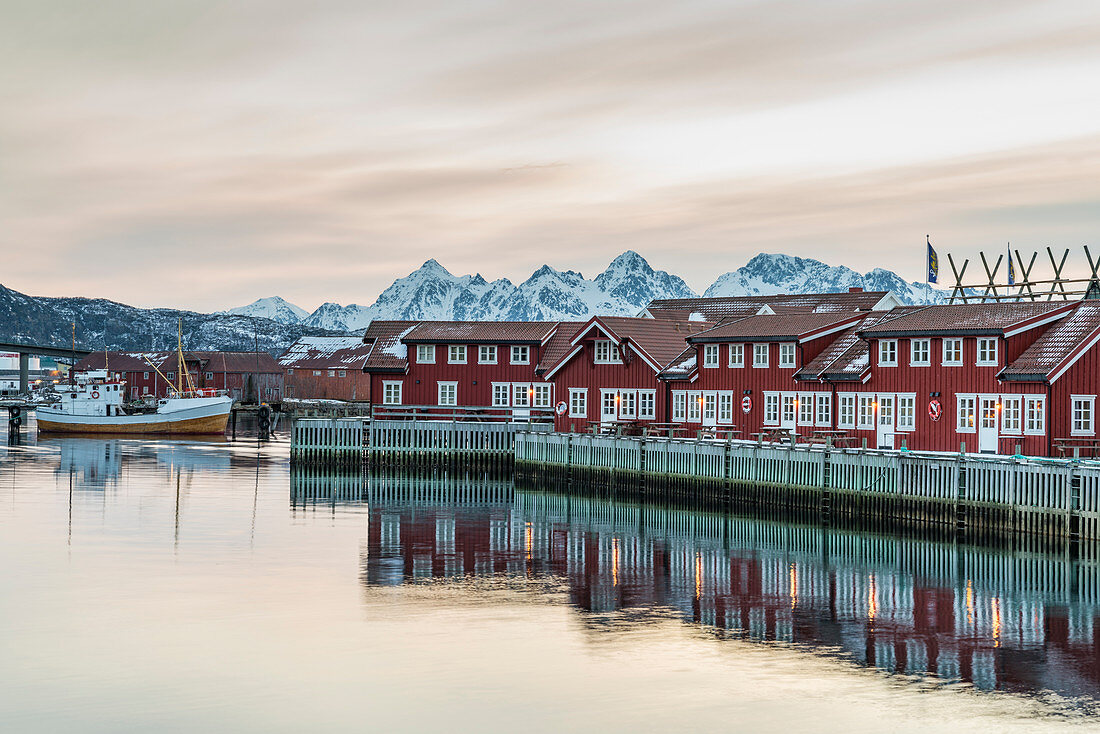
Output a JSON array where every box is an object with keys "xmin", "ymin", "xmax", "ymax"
[{"xmin": 0, "ymin": 341, "xmax": 93, "ymax": 393}]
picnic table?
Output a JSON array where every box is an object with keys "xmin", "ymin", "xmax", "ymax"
[
  {"xmin": 752, "ymin": 428, "xmax": 793, "ymax": 444},
  {"xmin": 646, "ymin": 422, "xmax": 688, "ymax": 438},
  {"xmin": 1054, "ymin": 438, "xmax": 1100, "ymax": 457},
  {"xmin": 699, "ymin": 426, "xmax": 741, "ymax": 440}
]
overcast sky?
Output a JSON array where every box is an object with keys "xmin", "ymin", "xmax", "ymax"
[{"xmin": 3, "ymin": 0, "xmax": 1100, "ymax": 311}]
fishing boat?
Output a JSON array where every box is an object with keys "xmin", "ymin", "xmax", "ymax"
[
  {"xmin": 36, "ymin": 321, "xmax": 233, "ymax": 436},
  {"xmin": 36, "ymin": 370, "xmax": 233, "ymax": 435}
]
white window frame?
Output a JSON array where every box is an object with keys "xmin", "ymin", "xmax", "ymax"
[
  {"xmin": 717, "ymin": 392, "xmax": 733, "ymax": 424},
  {"xmin": 815, "ymin": 393, "xmax": 832, "ymax": 427},
  {"xmin": 479, "ymin": 345, "xmax": 497, "ymax": 364},
  {"xmin": 569, "ymin": 388, "xmax": 587, "ymax": 419},
  {"xmin": 687, "ymin": 391, "xmax": 701, "ymax": 422},
  {"xmin": 512, "ymin": 383, "xmax": 531, "ymax": 408},
  {"xmin": 492, "ymin": 383, "xmax": 511, "ymax": 408},
  {"xmin": 977, "ymin": 338, "xmax": 998, "ymax": 367},
  {"xmin": 417, "ymin": 344, "xmax": 436, "ymax": 364},
  {"xmin": 910, "ymin": 339, "xmax": 930, "ymax": 367},
  {"xmin": 1001, "ymin": 395, "xmax": 1022, "ymax": 435},
  {"xmin": 448, "ymin": 345, "xmax": 467, "ymax": 364},
  {"xmin": 942, "ymin": 338, "xmax": 963, "ymax": 366},
  {"xmin": 339, "ymin": 370, "xmax": 347, "ymax": 378},
  {"xmin": 778, "ymin": 342, "xmax": 796, "ymax": 368},
  {"xmin": 639, "ymin": 390, "xmax": 656, "ymax": 420},
  {"xmin": 672, "ymin": 391, "xmax": 687, "ymax": 422},
  {"xmin": 1025, "ymin": 396, "xmax": 1046, "ymax": 435},
  {"xmin": 878, "ymin": 339, "xmax": 898, "ymax": 367},
  {"xmin": 382, "ymin": 381, "xmax": 402, "ymax": 405},
  {"xmin": 728, "ymin": 343, "xmax": 744, "ymax": 368},
  {"xmin": 311, "ymin": 370, "xmax": 320, "ymax": 377},
  {"xmin": 532, "ymin": 383, "xmax": 553, "ymax": 409},
  {"xmin": 702, "ymin": 344, "xmax": 720, "ymax": 368},
  {"xmin": 593, "ymin": 339, "xmax": 620, "ymax": 364},
  {"xmin": 752, "ymin": 343, "xmax": 769, "ymax": 368},
  {"xmin": 838, "ymin": 393, "xmax": 856, "ymax": 429},
  {"xmin": 797, "ymin": 393, "xmax": 814, "ymax": 426},
  {"xmin": 956, "ymin": 394, "xmax": 976, "ymax": 433},
  {"xmin": 511, "ymin": 345, "xmax": 530, "ymax": 365},
  {"xmin": 437, "ymin": 381, "xmax": 457, "ymax": 407},
  {"xmin": 619, "ymin": 390, "xmax": 637, "ymax": 419},
  {"xmin": 1071, "ymin": 395, "xmax": 1096, "ymax": 437},
  {"xmin": 857, "ymin": 395, "xmax": 875, "ymax": 430},
  {"xmin": 763, "ymin": 392, "xmax": 780, "ymax": 426},
  {"xmin": 328, "ymin": 370, "xmax": 336, "ymax": 377},
  {"xmin": 896, "ymin": 394, "xmax": 916, "ymax": 432}
]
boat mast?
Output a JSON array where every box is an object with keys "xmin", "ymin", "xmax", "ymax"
[{"xmin": 70, "ymin": 322, "xmax": 75, "ymax": 386}]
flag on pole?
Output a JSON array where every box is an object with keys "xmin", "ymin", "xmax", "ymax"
[
  {"xmin": 926, "ymin": 235, "xmax": 938, "ymax": 284},
  {"xmin": 1007, "ymin": 244, "xmax": 1016, "ymax": 286}
]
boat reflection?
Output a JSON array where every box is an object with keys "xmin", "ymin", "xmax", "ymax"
[{"xmin": 349, "ymin": 470, "xmax": 1100, "ymax": 700}]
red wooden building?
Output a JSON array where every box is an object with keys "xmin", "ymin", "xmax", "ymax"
[
  {"xmin": 362, "ymin": 320, "xmax": 580, "ymax": 417},
  {"xmin": 279, "ymin": 337, "xmax": 375, "ymax": 401},
  {"xmin": 541, "ymin": 316, "xmax": 712, "ymax": 431}
]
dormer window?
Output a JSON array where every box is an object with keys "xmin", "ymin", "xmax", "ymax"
[{"xmin": 594, "ymin": 339, "xmax": 620, "ymax": 364}]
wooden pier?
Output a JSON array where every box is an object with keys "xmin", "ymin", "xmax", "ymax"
[
  {"xmin": 290, "ymin": 416, "xmax": 552, "ymax": 467},
  {"xmin": 514, "ymin": 432, "xmax": 1100, "ymax": 540}
]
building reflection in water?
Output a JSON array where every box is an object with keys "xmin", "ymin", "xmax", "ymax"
[{"xmin": 288, "ymin": 469, "xmax": 1100, "ymax": 701}]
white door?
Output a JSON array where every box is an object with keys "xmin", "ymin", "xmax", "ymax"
[
  {"xmin": 877, "ymin": 394, "xmax": 895, "ymax": 449},
  {"xmin": 780, "ymin": 393, "xmax": 797, "ymax": 431},
  {"xmin": 601, "ymin": 390, "xmax": 617, "ymax": 424},
  {"xmin": 978, "ymin": 395, "xmax": 999, "ymax": 453},
  {"xmin": 702, "ymin": 391, "xmax": 717, "ymax": 427}
]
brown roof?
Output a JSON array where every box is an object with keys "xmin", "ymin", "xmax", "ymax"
[
  {"xmin": 1001, "ymin": 304, "xmax": 1100, "ymax": 382},
  {"xmin": 400, "ymin": 321, "xmax": 558, "ymax": 344},
  {"xmin": 688, "ymin": 312, "xmax": 865, "ymax": 343},
  {"xmin": 646, "ymin": 291, "xmax": 892, "ymax": 322},
  {"xmin": 76, "ymin": 351, "xmax": 198, "ymax": 373},
  {"xmin": 658, "ymin": 346, "xmax": 698, "ymax": 379},
  {"xmin": 278, "ymin": 336, "xmax": 376, "ymax": 370},
  {"xmin": 535, "ymin": 322, "xmax": 585, "ymax": 373},
  {"xmin": 795, "ymin": 309, "xmax": 924, "ymax": 381},
  {"xmin": 361, "ymin": 321, "xmax": 419, "ymax": 373},
  {"xmin": 189, "ymin": 352, "xmax": 281, "ymax": 374},
  {"xmin": 859, "ymin": 301, "xmax": 1074, "ymax": 337},
  {"xmin": 597, "ymin": 316, "xmax": 713, "ymax": 370}
]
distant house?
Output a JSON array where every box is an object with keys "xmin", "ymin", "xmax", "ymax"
[
  {"xmin": 279, "ymin": 337, "xmax": 375, "ymax": 401},
  {"xmin": 74, "ymin": 351, "xmax": 282, "ymax": 402}
]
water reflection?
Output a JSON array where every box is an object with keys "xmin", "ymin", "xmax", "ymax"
[{"xmin": 345, "ymin": 471, "xmax": 1100, "ymax": 702}]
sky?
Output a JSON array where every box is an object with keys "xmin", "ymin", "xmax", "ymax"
[{"xmin": 3, "ymin": 0, "xmax": 1100, "ymax": 312}]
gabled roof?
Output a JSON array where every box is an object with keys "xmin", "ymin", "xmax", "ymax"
[
  {"xmin": 543, "ymin": 316, "xmax": 710, "ymax": 377},
  {"xmin": 644, "ymin": 291, "xmax": 894, "ymax": 322},
  {"xmin": 658, "ymin": 346, "xmax": 698, "ymax": 380},
  {"xmin": 361, "ymin": 321, "xmax": 419, "ymax": 373},
  {"xmin": 859, "ymin": 301, "xmax": 1074, "ymax": 338},
  {"xmin": 400, "ymin": 321, "xmax": 558, "ymax": 344},
  {"xmin": 278, "ymin": 336, "xmax": 376, "ymax": 370},
  {"xmin": 687, "ymin": 312, "xmax": 865, "ymax": 343},
  {"xmin": 1000, "ymin": 304, "xmax": 1100, "ymax": 383},
  {"xmin": 535, "ymin": 322, "xmax": 585, "ymax": 374},
  {"xmin": 793, "ymin": 310, "xmax": 920, "ymax": 382}
]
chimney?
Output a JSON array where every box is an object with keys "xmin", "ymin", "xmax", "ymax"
[{"xmin": 848, "ymin": 287, "xmax": 863, "ymax": 293}]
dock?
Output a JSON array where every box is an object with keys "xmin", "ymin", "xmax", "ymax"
[{"xmin": 289, "ymin": 417, "xmax": 1100, "ymax": 541}]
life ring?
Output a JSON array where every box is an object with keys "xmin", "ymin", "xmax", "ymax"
[
  {"xmin": 928, "ymin": 399, "xmax": 942, "ymax": 422},
  {"xmin": 90, "ymin": 390, "xmax": 100, "ymax": 399},
  {"xmin": 555, "ymin": 401, "xmax": 568, "ymax": 416},
  {"xmin": 741, "ymin": 396, "xmax": 752, "ymax": 413}
]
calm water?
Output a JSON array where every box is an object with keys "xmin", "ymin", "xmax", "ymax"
[{"xmin": 3, "ymin": 420, "xmax": 1100, "ymax": 732}]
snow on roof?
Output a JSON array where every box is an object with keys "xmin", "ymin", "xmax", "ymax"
[
  {"xmin": 1001, "ymin": 303, "xmax": 1100, "ymax": 381},
  {"xmin": 278, "ymin": 336, "xmax": 375, "ymax": 369}
]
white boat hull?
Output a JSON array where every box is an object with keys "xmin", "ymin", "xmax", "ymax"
[{"xmin": 37, "ymin": 398, "xmax": 233, "ymax": 435}]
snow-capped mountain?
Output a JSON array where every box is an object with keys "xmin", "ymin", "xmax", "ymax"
[
  {"xmin": 225, "ymin": 296, "xmax": 309, "ymax": 325},
  {"xmin": 704, "ymin": 253, "xmax": 944, "ymax": 305},
  {"xmin": 0, "ymin": 284, "xmax": 337, "ymax": 354},
  {"xmin": 301, "ymin": 251, "xmax": 696, "ymax": 331}
]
